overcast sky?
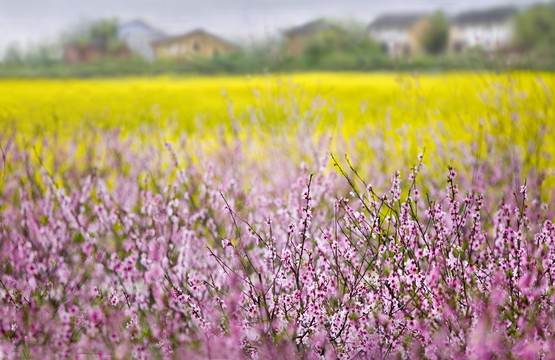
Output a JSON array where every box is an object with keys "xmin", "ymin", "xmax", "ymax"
[{"xmin": 0, "ymin": 0, "xmax": 548, "ymax": 52}]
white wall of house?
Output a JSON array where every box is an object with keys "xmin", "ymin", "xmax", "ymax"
[
  {"xmin": 369, "ymin": 29, "xmax": 411, "ymax": 56},
  {"xmin": 451, "ymin": 21, "xmax": 513, "ymax": 51},
  {"xmin": 117, "ymin": 21, "xmax": 165, "ymax": 62},
  {"xmin": 123, "ymin": 33, "xmax": 165, "ymax": 62}
]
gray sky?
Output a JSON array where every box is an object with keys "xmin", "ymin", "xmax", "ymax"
[{"xmin": 0, "ymin": 0, "xmax": 548, "ymax": 52}]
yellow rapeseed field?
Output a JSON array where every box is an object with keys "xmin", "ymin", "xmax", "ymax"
[{"xmin": 1, "ymin": 72, "xmax": 553, "ymax": 186}]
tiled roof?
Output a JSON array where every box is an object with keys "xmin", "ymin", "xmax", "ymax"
[
  {"xmin": 368, "ymin": 14, "xmax": 426, "ymax": 31},
  {"xmin": 452, "ymin": 6, "xmax": 517, "ymax": 26}
]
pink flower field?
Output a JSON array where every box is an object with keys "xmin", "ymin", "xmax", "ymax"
[{"xmin": 0, "ymin": 73, "xmax": 554, "ymax": 359}]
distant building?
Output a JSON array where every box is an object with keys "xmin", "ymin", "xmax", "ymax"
[
  {"xmin": 151, "ymin": 29, "xmax": 238, "ymax": 60},
  {"xmin": 117, "ymin": 19, "xmax": 166, "ymax": 62},
  {"xmin": 283, "ymin": 19, "xmax": 343, "ymax": 56},
  {"xmin": 449, "ymin": 6, "xmax": 517, "ymax": 52},
  {"xmin": 367, "ymin": 13, "xmax": 430, "ymax": 56},
  {"xmin": 63, "ymin": 39, "xmax": 130, "ymax": 64}
]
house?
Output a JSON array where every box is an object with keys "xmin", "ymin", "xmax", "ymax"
[
  {"xmin": 151, "ymin": 29, "xmax": 238, "ymax": 60},
  {"xmin": 63, "ymin": 38, "xmax": 130, "ymax": 64},
  {"xmin": 117, "ymin": 19, "xmax": 166, "ymax": 62},
  {"xmin": 283, "ymin": 19, "xmax": 343, "ymax": 56},
  {"xmin": 367, "ymin": 13, "xmax": 430, "ymax": 56},
  {"xmin": 449, "ymin": 6, "xmax": 517, "ymax": 52}
]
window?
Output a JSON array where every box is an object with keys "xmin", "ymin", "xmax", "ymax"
[{"xmin": 193, "ymin": 41, "xmax": 201, "ymax": 52}]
